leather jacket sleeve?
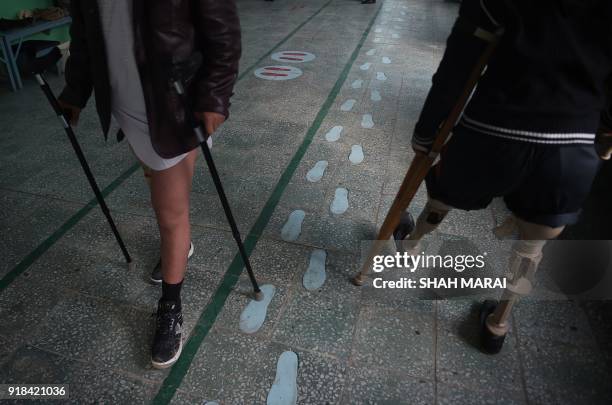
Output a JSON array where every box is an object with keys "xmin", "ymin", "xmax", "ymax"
[
  {"xmin": 59, "ymin": 0, "xmax": 94, "ymax": 108},
  {"xmin": 192, "ymin": 0, "xmax": 241, "ymax": 118}
]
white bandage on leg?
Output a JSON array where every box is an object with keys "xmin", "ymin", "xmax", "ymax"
[{"xmin": 402, "ymin": 198, "xmax": 451, "ymax": 252}]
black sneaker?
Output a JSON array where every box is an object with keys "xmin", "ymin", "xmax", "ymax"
[
  {"xmin": 361, "ymin": 0, "xmax": 376, "ymax": 4},
  {"xmin": 151, "ymin": 300, "xmax": 183, "ymax": 369},
  {"xmin": 150, "ymin": 242, "xmax": 194, "ymax": 284}
]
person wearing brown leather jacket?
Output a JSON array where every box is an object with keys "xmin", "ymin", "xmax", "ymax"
[{"xmin": 58, "ymin": 0, "xmax": 241, "ymax": 368}]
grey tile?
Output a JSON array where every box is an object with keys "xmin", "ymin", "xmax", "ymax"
[
  {"xmin": 0, "ymin": 275, "xmax": 66, "ymax": 347},
  {"xmin": 520, "ymin": 334, "xmax": 612, "ymax": 405},
  {"xmin": 180, "ymin": 330, "xmax": 279, "ymax": 403},
  {"xmin": 343, "ymin": 367, "xmax": 434, "ymax": 405},
  {"xmin": 514, "ymin": 300, "xmax": 598, "ymax": 346},
  {"xmin": 436, "ymin": 315, "xmax": 523, "ymax": 394},
  {"xmin": 273, "ymin": 292, "xmax": 360, "ymax": 360},
  {"xmin": 29, "ymin": 293, "xmax": 166, "ymax": 383},
  {"xmin": 436, "ymin": 383, "xmax": 526, "ymax": 405},
  {"xmin": 352, "ymin": 307, "xmax": 435, "ymax": 379},
  {"xmin": 295, "ymin": 349, "xmax": 348, "ymax": 405},
  {"xmin": 0, "ymin": 345, "xmax": 156, "ymax": 404}
]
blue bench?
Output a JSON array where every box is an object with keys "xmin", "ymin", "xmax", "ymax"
[{"xmin": 0, "ymin": 16, "xmax": 71, "ymax": 91}]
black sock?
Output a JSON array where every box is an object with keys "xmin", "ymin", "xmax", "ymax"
[{"xmin": 161, "ymin": 279, "xmax": 183, "ymax": 306}]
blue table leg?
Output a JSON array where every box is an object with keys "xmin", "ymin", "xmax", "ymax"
[
  {"xmin": 4, "ymin": 37, "xmax": 23, "ymax": 90},
  {"xmin": 0, "ymin": 37, "xmax": 18, "ymax": 92}
]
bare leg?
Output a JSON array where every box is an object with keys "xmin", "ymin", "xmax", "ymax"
[{"xmin": 149, "ymin": 150, "xmax": 198, "ymax": 284}]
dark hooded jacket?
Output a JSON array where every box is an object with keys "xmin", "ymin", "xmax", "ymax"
[{"xmin": 59, "ymin": 0, "xmax": 241, "ymax": 158}]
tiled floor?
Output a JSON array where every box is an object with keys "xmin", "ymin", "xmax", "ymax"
[{"xmin": 1, "ymin": 0, "xmax": 611, "ymax": 404}]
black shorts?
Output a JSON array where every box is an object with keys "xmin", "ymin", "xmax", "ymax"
[{"xmin": 425, "ymin": 125, "xmax": 602, "ymax": 227}]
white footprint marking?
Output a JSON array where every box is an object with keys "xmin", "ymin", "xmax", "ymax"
[
  {"xmin": 266, "ymin": 351, "xmax": 298, "ymax": 405},
  {"xmin": 239, "ymin": 284, "xmax": 276, "ymax": 334},
  {"xmin": 361, "ymin": 114, "xmax": 374, "ymax": 129},
  {"xmin": 382, "ymin": 56, "xmax": 391, "ymax": 64},
  {"xmin": 373, "ymin": 38, "xmax": 382, "ymax": 43},
  {"xmin": 281, "ymin": 210, "xmax": 305, "ymax": 241},
  {"xmin": 371, "ymin": 89, "xmax": 381, "ymax": 102},
  {"xmin": 349, "ymin": 145, "xmax": 364, "ymax": 165},
  {"xmin": 376, "ymin": 72, "xmax": 387, "ymax": 81},
  {"xmin": 401, "ymin": 11, "xmax": 406, "ymax": 15},
  {"xmin": 331, "ymin": 187, "xmax": 349, "ymax": 215},
  {"xmin": 366, "ymin": 49, "xmax": 376, "ymax": 56},
  {"xmin": 306, "ymin": 160, "xmax": 328, "ymax": 183},
  {"xmin": 360, "ymin": 62, "xmax": 372, "ymax": 71},
  {"xmin": 340, "ymin": 99, "xmax": 356, "ymax": 111},
  {"xmin": 324, "ymin": 125, "xmax": 343, "ymax": 142},
  {"xmin": 392, "ymin": 33, "xmax": 400, "ymax": 39},
  {"xmin": 375, "ymin": 28, "xmax": 382, "ymax": 33},
  {"xmin": 303, "ymin": 249, "xmax": 327, "ymax": 291},
  {"xmin": 351, "ymin": 79, "xmax": 363, "ymax": 89}
]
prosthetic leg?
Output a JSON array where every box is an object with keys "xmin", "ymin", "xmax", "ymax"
[
  {"xmin": 351, "ymin": 20, "xmax": 503, "ymax": 286},
  {"xmin": 394, "ymin": 198, "xmax": 451, "ymax": 253},
  {"xmin": 480, "ymin": 219, "xmax": 564, "ymax": 353}
]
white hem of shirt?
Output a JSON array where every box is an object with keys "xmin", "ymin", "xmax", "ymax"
[{"xmin": 460, "ymin": 115, "xmax": 595, "ymax": 145}]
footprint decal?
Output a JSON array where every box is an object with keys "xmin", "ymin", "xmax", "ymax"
[
  {"xmin": 375, "ymin": 27, "xmax": 382, "ymax": 33},
  {"xmin": 303, "ymin": 249, "xmax": 327, "ymax": 291},
  {"xmin": 306, "ymin": 160, "xmax": 328, "ymax": 183},
  {"xmin": 371, "ymin": 89, "xmax": 381, "ymax": 102},
  {"xmin": 361, "ymin": 114, "xmax": 374, "ymax": 129},
  {"xmin": 382, "ymin": 56, "xmax": 391, "ymax": 64},
  {"xmin": 376, "ymin": 72, "xmax": 387, "ymax": 81},
  {"xmin": 351, "ymin": 79, "xmax": 363, "ymax": 89},
  {"xmin": 331, "ymin": 187, "xmax": 349, "ymax": 215},
  {"xmin": 266, "ymin": 351, "xmax": 299, "ymax": 405},
  {"xmin": 340, "ymin": 99, "xmax": 356, "ymax": 111},
  {"xmin": 349, "ymin": 145, "xmax": 364, "ymax": 164},
  {"xmin": 239, "ymin": 284, "xmax": 276, "ymax": 334},
  {"xmin": 366, "ymin": 49, "xmax": 376, "ymax": 56},
  {"xmin": 392, "ymin": 33, "xmax": 400, "ymax": 39},
  {"xmin": 281, "ymin": 210, "xmax": 305, "ymax": 241},
  {"xmin": 325, "ymin": 125, "xmax": 343, "ymax": 142},
  {"xmin": 360, "ymin": 62, "xmax": 372, "ymax": 71}
]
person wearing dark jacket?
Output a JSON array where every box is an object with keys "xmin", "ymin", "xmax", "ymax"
[
  {"xmin": 396, "ymin": 0, "xmax": 612, "ymax": 352},
  {"xmin": 58, "ymin": 0, "xmax": 241, "ymax": 368}
]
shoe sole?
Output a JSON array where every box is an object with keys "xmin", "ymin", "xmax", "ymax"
[
  {"xmin": 151, "ymin": 337, "xmax": 183, "ymax": 369},
  {"xmin": 149, "ymin": 243, "xmax": 195, "ymax": 285}
]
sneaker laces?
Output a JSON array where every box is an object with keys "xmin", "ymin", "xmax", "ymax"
[{"xmin": 155, "ymin": 303, "xmax": 178, "ymax": 337}]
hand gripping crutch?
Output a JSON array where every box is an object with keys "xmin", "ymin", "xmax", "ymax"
[
  {"xmin": 170, "ymin": 54, "xmax": 263, "ymax": 301},
  {"xmin": 352, "ymin": 27, "xmax": 503, "ymax": 286},
  {"xmin": 29, "ymin": 47, "xmax": 133, "ymax": 269}
]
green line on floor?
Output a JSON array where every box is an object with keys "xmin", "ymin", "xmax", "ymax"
[
  {"xmin": 1, "ymin": 0, "xmax": 335, "ymax": 293},
  {"xmin": 152, "ymin": 3, "xmax": 383, "ymax": 404},
  {"xmin": 237, "ymin": 0, "xmax": 333, "ymax": 82},
  {"xmin": 0, "ymin": 163, "xmax": 140, "ymax": 292}
]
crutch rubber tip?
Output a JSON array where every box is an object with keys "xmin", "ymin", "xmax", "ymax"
[
  {"xmin": 127, "ymin": 261, "xmax": 136, "ymax": 272},
  {"xmin": 253, "ymin": 290, "xmax": 265, "ymax": 302},
  {"xmin": 351, "ymin": 274, "xmax": 365, "ymax": 286},
  {"xmin": 479, "ymin": 300, "xmax": 506, "ymax": 355}
]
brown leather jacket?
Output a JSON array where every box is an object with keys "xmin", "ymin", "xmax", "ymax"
[{"xmin": 59, "ymin": 0, "xmax": 241, "ymax": 158}]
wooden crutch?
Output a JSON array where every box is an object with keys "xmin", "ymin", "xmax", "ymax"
[{"xmin": 352, "ymin": 28, "xmax": 503, "ymax": 286}]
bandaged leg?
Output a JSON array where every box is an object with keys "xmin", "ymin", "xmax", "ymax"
[
  {"xmin": 486, "ymin": 219, "xmax": 565, "ymax": 337},
  {"xmin": 401, "ymin": 198, "xmax": 451, "ymax": 252}
]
